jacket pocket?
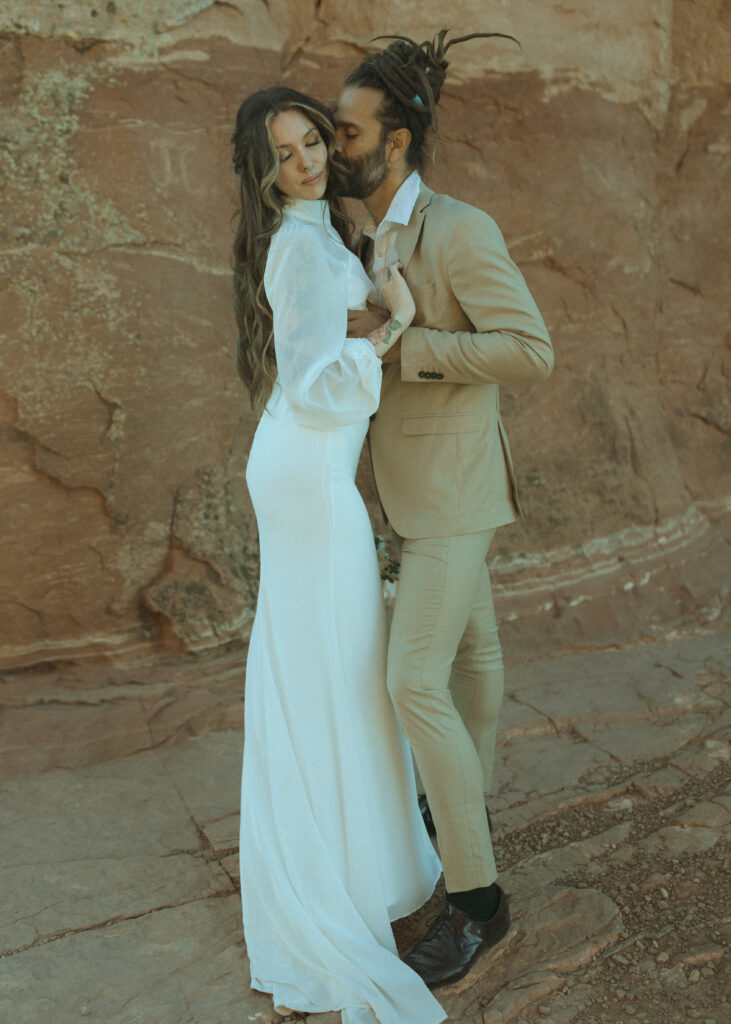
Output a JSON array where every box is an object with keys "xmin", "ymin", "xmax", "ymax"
[{"xmin": 401, "ymin": 414, "xmax": 480, "ymax": 435}]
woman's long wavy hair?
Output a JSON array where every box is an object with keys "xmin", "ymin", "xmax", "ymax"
[{"xmin": 231, "ymin": 87, "xmax": 352, "ymax": 418}]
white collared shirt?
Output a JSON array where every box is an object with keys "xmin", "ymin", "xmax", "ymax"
[{"xmin": 363, "ymin": 171, "xmax": 421, "ymax": 302}]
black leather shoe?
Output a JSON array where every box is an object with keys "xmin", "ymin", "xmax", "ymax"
[
  {"xmin": 403, "ymin": 887, "xmax": 510, "ymax": 989},
  {"xmin": 418, "ymin": 795, "xmax": 493, "ymax": 837}
]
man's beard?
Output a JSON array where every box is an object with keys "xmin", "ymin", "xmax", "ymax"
[{"xmin": 340, "ymin": 137, "xmax": 389, "ymax": 199}]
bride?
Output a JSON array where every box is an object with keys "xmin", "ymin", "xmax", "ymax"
[{"xmin": 231, "ymin": 87, "xmax": 446, "ymax": 1024}]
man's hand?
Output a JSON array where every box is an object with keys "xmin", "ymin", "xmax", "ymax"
[
  {"xmin": 381, "ymin": 338, "xmax": 402, "ymax": 363},
  {"xmin": 347, "ymin": 301, "xmax": 390, "ymax": 338}
]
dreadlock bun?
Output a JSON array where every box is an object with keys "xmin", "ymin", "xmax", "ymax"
[
  {"xmin": 346, "ymin": 29, "xmax": 519, "ymax": 171},
  {"xmin": 367, "ymin": 33, "xmax": 450, "ymax": 115}
]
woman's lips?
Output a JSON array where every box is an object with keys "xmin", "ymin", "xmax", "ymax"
[{"xmin": 302, "ymin": 172, "xmax": 322, "ymax": 186}]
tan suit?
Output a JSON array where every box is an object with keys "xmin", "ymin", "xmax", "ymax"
[
  {"xmin": 370, "ymin": 182, "xmax": 553, "ymax": 537},
  {"xmin": 368, "ymin": 182, "xmax": 553, "ymax": 892}
]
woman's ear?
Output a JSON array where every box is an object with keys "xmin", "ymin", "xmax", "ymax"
[{"xmin": 387, "ymin": 127, "xmax": 412, "ymax": 167}]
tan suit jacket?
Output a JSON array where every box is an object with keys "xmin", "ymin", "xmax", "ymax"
[{"xmin": 368, "ymin": 182, "xmax": 554, "ymax": 539}]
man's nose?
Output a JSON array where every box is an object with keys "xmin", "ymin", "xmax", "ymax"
[{"xmin": 334, "ymin": 128, "xmax": 345, "ymax": 153}]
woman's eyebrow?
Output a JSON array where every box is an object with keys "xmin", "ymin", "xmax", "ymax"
[{"xmin": 275, "ymin": 127, "xmax": 318, "ymax": 150}]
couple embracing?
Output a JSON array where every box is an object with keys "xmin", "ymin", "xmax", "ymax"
[{"xmin": 232, "ymin": 29, "xmax": 553, "ymax": 1024}]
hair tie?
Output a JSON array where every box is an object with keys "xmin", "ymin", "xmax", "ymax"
[{"xmin": 412, "ymin": 94, "xmax": 424, "ymax": 105}]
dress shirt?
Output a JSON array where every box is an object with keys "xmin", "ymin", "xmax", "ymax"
[{"xmin": 363, "ymin": 170, "xmax": 421, "ymax": 302}]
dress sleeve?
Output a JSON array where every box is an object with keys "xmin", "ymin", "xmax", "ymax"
[{"xmin": 264, "ymin": 225, "xmax": 382, "ymax": 429}]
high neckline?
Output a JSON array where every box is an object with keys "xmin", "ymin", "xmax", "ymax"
[{"xmin": 283, "ymin": 197, "xmax": 331, "ymax": 227}]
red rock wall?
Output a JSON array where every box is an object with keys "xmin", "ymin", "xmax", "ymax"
[{"xmin": 1, "ymin": 1, "xmax": 728, "ymax": 668}]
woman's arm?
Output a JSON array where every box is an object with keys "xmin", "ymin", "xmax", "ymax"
[{"xmin": 265, "ymin": 227, "xmax": 382, "ymax": 429}]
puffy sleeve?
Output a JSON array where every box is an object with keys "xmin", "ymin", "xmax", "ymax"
[{"xmin": 264, "ymin": 224, "xmax": 382, "ymax": 429}]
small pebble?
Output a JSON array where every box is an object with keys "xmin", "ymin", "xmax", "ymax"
[
  {"xmin": 701, "ymin": 966, "xmax": 715, "ymax": 977},
  {"xmin": 657, "ymin": 951, "xmax": 670, "ymax": 963},
  {"xmin": 80, "ymin": 1010, "xmax": 91, "ymax": 1018},
  {"xmin": 615, "ymin": 988, "xmax": 627, "ymax": 1000},
  {"xmin": 538, "ymin": 1007, "xmax": 551, "ymax": 1017},
  {"xmin": 689, "ymin": 968, "xmax": 701, "ymax": 983}
]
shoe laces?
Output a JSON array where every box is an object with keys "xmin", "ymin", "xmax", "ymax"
[{"xmin": 423, "ymin": 905, "xmax": 465, "ymax": 949}]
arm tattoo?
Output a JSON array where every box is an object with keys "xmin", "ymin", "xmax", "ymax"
[{"xmin": 369, "ymin": 316, "xmax": 402, "ymax": 349}]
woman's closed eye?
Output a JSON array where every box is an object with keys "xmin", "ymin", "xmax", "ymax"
[{"xmin": 279, "ymin": 139, "xmax": 323, "ymax": 163}]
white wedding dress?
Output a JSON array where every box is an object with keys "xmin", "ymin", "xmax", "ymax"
[{"xmin": 239, "ymin": 199, "xmax": 445, "ymax": 1024}]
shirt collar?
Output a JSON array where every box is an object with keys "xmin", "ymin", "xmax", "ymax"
[{"xmin": 363, "ymin": 171, "xmax": 422, "ymax": 239}]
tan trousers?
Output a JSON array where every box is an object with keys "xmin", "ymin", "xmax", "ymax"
[{"xmin": 387, "ymin": 530, "xmax": 504, "ymax": 892}]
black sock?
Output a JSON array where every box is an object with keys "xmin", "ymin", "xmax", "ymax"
[{"xmin": 447, "ymin": 883, "xmax": 500, "ymax": 922}]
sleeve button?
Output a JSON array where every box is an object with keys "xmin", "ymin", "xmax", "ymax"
[{"xmin": 418, "ymin": 370, "xmax": 426, "ymax": 378}]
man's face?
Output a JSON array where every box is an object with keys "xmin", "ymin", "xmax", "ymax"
[{"xmin": 334, "ymin": 85, "xmax": 390, "ymax": 199}]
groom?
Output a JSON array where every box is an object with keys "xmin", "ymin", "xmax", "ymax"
[{"xmin": 337, "ymin": 32, "xmax": 553, "ymax": 987}]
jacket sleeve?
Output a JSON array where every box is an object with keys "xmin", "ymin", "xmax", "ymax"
[
  {"xmin": 400, "ymin": 208, "xmax": 554, "ymax": 385},
  {"xmin": 264, "ymin": 227, "xmax": 382, "ymax": 429}
]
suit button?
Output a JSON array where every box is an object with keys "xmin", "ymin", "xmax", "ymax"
[{"xmin": 418, "ymin": 371, "xmax": 426, "ymax": 378}]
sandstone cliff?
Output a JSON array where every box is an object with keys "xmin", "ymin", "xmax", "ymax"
[{"xmin": 1, "ymin": 1, "xmax": 728, "ymax": 668}]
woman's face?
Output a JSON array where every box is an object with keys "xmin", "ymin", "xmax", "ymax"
[{"xmin": 271, "ymin": 109, "xmax": 328, "ymax": 200}]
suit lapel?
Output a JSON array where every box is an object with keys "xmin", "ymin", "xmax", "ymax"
[{"xmin": 395, "ymin": 182, "xmax": 433, "ymax": 269}]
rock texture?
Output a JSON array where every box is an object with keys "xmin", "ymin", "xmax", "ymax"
[
  {"xmin": 0, "ymin": 629, "xmax": 728, "ymax": 1023},
  {"xmin": 1, "ymin": 1, "xmax": 729, "ymax": 666}
]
